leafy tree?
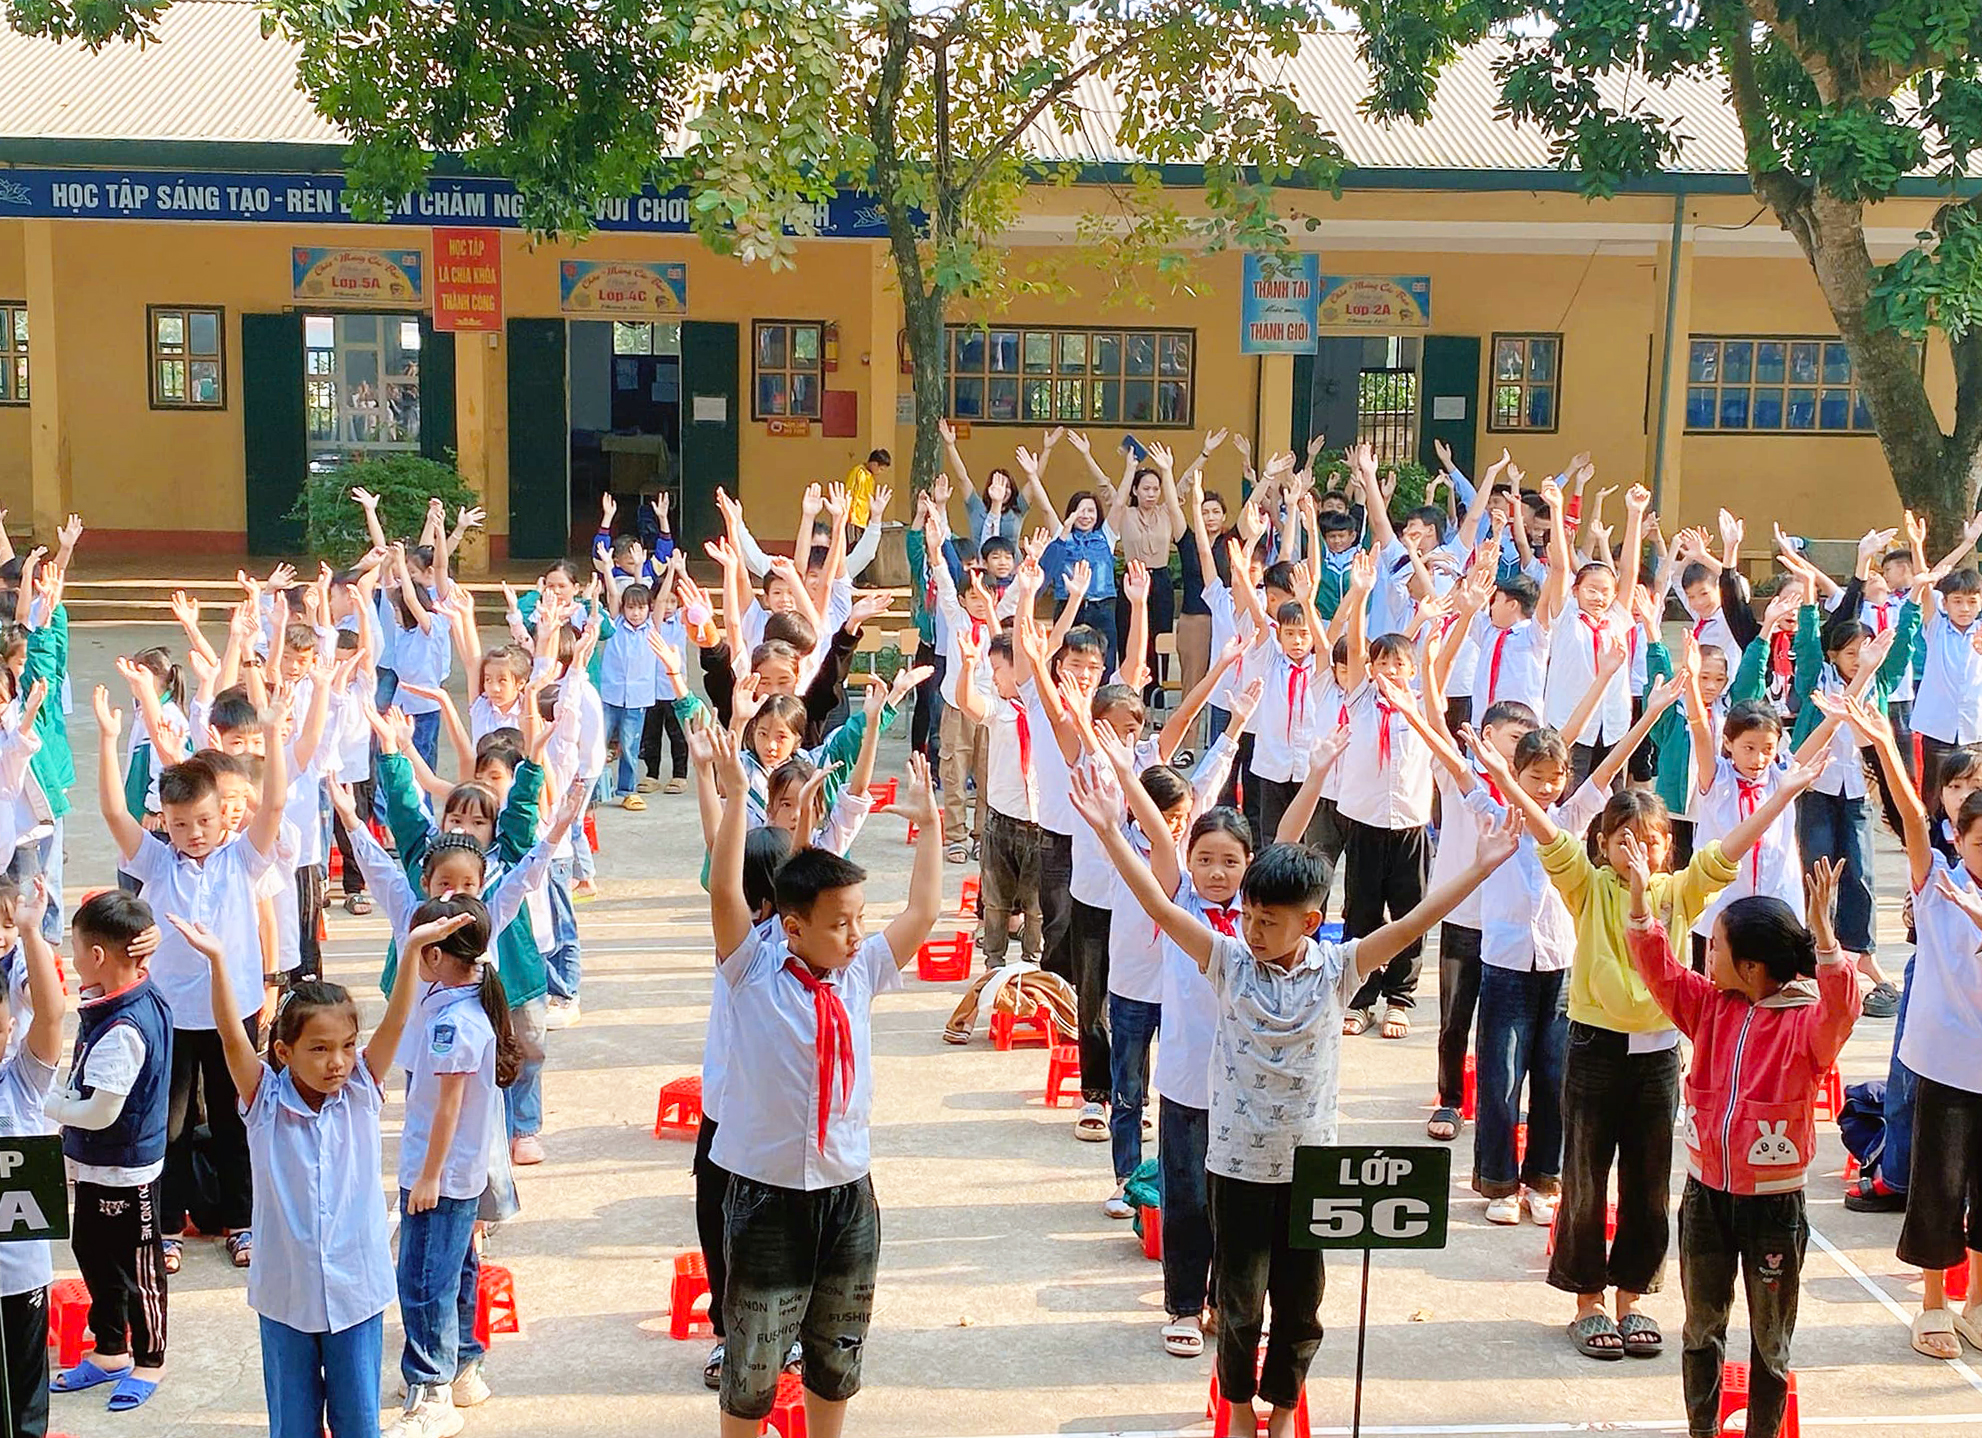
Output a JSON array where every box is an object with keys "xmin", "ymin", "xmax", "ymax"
[
  {"xmin": 1349, "ymin": 1, "xmax": 1982, "ymax": 544},
  {"xmin": 289, "ymin": 454, "xmax": 477, "ymax": 563},
  {"xmin": 10, "ymin": 0, "xmax": 1343, "ymax": 495}
]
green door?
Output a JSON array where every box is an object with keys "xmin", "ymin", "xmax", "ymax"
[
  {"xmin": 1418, "ymin": 334, "xmax": 1481, "ymax": 479},
  {"xmin": 419, "ymin": 320, "xmax": 457, "ymax": 464},
  {"xmin": 506, "ymin": 318, "xmax": 568, "ymax": 562},
  {"xmin": 242, "ymin": 312, "xmax": 308, "ymax": 555},
  {"xmin": 679, "ymin": 321, "xmax": 739, "ymax": 553}
]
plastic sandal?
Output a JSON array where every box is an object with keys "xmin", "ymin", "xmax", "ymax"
[
  {"xmin": 1953, "ymin": 1306, "xmax": 1982, "ymax": 1352},
  {"xmin": 1162, "ymin": 1318, "xmax": 1205, "ymax": 1357},
  {"xmin": 1073, "ymin": 1103, "xmax": 1109, "ymax": 1142},
  {"xmin": 1617, "ymin": 1311, "xmax": 1663, "ymax": 1357},
  {"xmin": 1568, "ymin": 1312, "xmax": 1624, "ymax": 1361},
  {"xmin": 1380, "ymin": 1005, "xmax": 1411, "ymax": 1039},
  {"xmin": 1341, "ymin": 1008, "xmax": 1376, "ymax": 1037},
  {"xmin": 160, "ymin": 1238, "xmax": 182, "ymax": 1275},
  {"xmin": 1426, "ymin": 1107, "xmax": 1461, "ymax": 1141},
  {"xmin": 107, "ymin": 1376, "xmax": 159, "ymax": 1412},
  {"xmin": 51, "ymin": 1359, "xmax": 129, "ymax": 1392},
  {"xmin": 344, "ymin": 892, "xmax": 373, "ymax": 916},
  {"xmin": 1918, "ymin": 1308, "xmax": 1963, "ymax": 1359},
  {"xmin": 225, "ymin": 1230, "xmax": 253, "ymax": 1268}
]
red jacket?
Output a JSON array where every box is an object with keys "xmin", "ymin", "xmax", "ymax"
[{"xmin": 1626, "ymin": 918, "xmax": 1860, "ymax": 1195}]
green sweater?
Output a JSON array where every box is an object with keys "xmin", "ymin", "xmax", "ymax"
[
  {"xmin": 1788, "ymin": 599, "xmax": 1918, "ymax": 750},
  {"xmin": 375, "ymin": 752, "xmax": 549, "ymax": 1007},
  {"xmin": 1644, "ymin": 635, "xmax": 1766, "ymax": 819},
  {"xmin": 22, "ymin": 606, "xmax": 72, "ymax": 819}
]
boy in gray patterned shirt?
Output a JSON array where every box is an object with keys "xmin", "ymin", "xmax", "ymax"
[{"xmin": 1074, "ymin": 771, "xmax": 1518, "ymax": 1438}]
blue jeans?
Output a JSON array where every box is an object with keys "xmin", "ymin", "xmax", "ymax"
[
  {"xmin": 544, "ymin": 858, "xmax": 582, "ymax": 1002},
  {"xmin": 503, "ymin": 997, "xmax": 546, "ymax": 1141},
  {"xmin": 36, "ymin": 820, "xmax": 62, "ymax": 943},
  {"xmin": 1107, "ymin": 993, "xmax": 1160, "ymax": 1182},
  {"xmin": 1796, "ymin": 789, "xmax": 1875, "ymax": 952},
  {"xmin": 1158, "ymin": 1099, "xmax": 1212, "ymax": 1318},
  {"xmin": 1075, "ymin": 597, "xmax": 1120, "ymax": 673},
  {"xmin": 604, "ymin": 703, "xmax": 648, "ymax": 797},
  {"xmin": 409, "ymin": 710, "xmax": 441, "ymax": 773},
  {"xmin": 1473, "ymin": 965, "xmax": 1569, "ymax": 1198},
  {"xmin": 260, "ymin": 1312, "xmax": 383, "ymax": 1438},
  {"xmin": 1882, "ymin": 955, "xmax": 1919, "ymax": 1194},
  {"xmin": 571, "ymin": 806, "xmax": 596, "ymax": 883},
  {"xmin": 396, "ymin": 1192, "xmax": 482, "ymax": 1390}
]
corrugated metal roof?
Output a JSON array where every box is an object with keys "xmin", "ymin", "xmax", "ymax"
[{"xmin": 0, "ymin": 6, "xmax": 1753, "ymax": 174}]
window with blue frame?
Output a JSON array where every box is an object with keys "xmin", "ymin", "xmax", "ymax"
[{"xmin": 1682, "ymin": 336, "xmax": 1897, "ymax": 435}]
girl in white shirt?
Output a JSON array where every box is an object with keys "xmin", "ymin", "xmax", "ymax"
[{"xmin": 171, "ymin": 902, "xmax": 443, "ymax": 1438}]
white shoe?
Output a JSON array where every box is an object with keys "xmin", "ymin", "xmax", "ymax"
[
  {"xmin": 544, "ymin": 998, "xmax": 580, "ymax": 1030},
  {"xmin": 451, "ymin": 1362, "xmax": 491, "ymax": 1408},
  {"xmin": 1102, "ymin": 1183, "xmax": 1134, "ymax": 1220},
  {"xmin": 384, "ymin": 1385, "xmax": 464, "ymax": 1438},
  {"xmin": 1484, "ymin": 1194, "xmax": 1523, "ymax": 1225},
  {"xmin": 1525, "ymin": 1189, "xmax": 1559, "ymax": 1227}
]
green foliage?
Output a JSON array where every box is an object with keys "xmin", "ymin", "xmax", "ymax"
[
  {"xmin": 287, "ymin": 454, "xmax": 478, "ymax": 564},
  {"xmin": 1311, "ymin": 457, "xmax": 1433, "ymax": 517}
]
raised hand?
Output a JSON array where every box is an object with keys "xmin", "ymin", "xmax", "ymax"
[
  {"xmin": 1807, "ymin": 857, "xmax": 1844, "ymax": 951},
  {"xmin": 92, "ymin": 685, "xmax": 122, "ymax": 739}
]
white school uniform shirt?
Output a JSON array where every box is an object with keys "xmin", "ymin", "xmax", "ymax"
[
  {"xmin": 1900, "ymin": 854, "xmax": 1982, "ymax": 1093},
  {"xmin": 1429, "ymin": 771, "xmax": 1483, "ymax": 929},
  {"xmin": 984, "ymin": 694, "xmax": 1038, "ymax": 823},
  {"xmin": 468, "ymin": 693, "xmax": 525, "ymax": 745},
  {"xmin": 281, "ymin": 745, "xmax": 331, "ymax": 868},
  {"xmin": 121, "ymin": 833, "xmax": 275, "ymax": 1030},
  {"xmin": 0, "ymin": 945, "xmax": 33, "ymax": 1068},
  {"xmin": 330, "ymin": 691, "xmax": 372, "ymax": 783},
  {"xmin": 1241, "ymin": 639, "xmax": 1322, "ymax": 785},
  {"xmin": 1858, "ymin": 594, "xmax": 1914, "ymax": 701},
  {"xmin": 1026, "ymin": 682, "xmax": 1078, "ymax": 838},
  {"xmin": 1470, "ymin": 614, "xmax": 1550, "ymax": 720},
  {"xmin": 1153, "ymin": 880, "xmax": 1232, "ymax": 1111},
  {"xmin": 1200, "ymin": 579, "xmax": 1253, "ymax": 714},
  {"xmin": 598, "ymin": 618, "xmax": 664, "ymax": 709},
  {"xmin": 1205, "ymin": 933, "xmax": 1360, "ymax": 1182},
  {"xmin": 711, "ymin": 928, "xmax": 903, "ymax": 1191},
  {"xmin": 1466, "ymin": 780, "xmax": 1608, "ymax": 971},
  {"xmin": 0, "ymin": 723, "xmax": 46, "ymax": 878},
  {"xmin": 0, "ymin": 1050, "xmax": 54, "ymax": 1296},
  {"xmin": 701, "ymin": 916, "xmax": 781, "ymax": 1125},
  {"xmin": 1074, "ymin": 737, "xmax": 1160, "ymax": 908},
  {"xmin": 244, "ymin": 1062, "xmax": 395, "ymax": 1334},
  {"xmin": 1804, "ymin": 664, "xmax": 1868, "ymax": 800},
  {"xmin": 1911, "ymin": 610, "xmax": 1982, "ymax": 744},
  {"xmin": 1333, "ymin": 682, "xmax": 1433, "ymax": 830},
  {"xmin": 389, "ymin": 612, "xmax": 453, "ymax": 715},
  {"xmin": 1106, "ymin": 738, "xmax": 1239, "ymax": 1002},
  {"xmin": 932, "ymin": 559, "xmax": 997, "ymax": 709},
  {"xmin": 1436, "ymin": 607, "xmax": 1480, "ymax": 704},
  {"xmin": 1690, "ymin": 757, "xmax": 1802, "ymax": 936},
  {"xmin": 126, "ymin": 698, "xmax": 189, "ymax": 814},
  {"xmin": 395, "ymin": 982, "xmax": 499, "ymax": 1201},
  {"xmin": 1544, "ymin": 600, "xmax": 1633, "ymax": 744},
  {"xmin": 1680, "ymin": 603, "xmax": 1745, "ymax": 677}
]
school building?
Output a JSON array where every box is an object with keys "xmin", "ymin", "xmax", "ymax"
[{"xmin": 0, "ymin": 4, "xmax": 1970, "ymax": 570}]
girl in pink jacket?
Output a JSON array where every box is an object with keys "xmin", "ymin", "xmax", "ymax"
[{"xmin": 1623, "ymin": 837, "xmax": 1859, "ymax": 1438}]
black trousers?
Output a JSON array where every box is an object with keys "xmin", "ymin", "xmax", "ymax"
[
  {"xmin": 909, "ymin": 641, "xmax": 943, "ymax": 765},
  {"xmin": 979, "ymin": 810, "xmax": 1043, "ymax": 966},
  {"xmin": 1207, "ymin": 1174, "xmax": 1324, "ymax": 1410},
  {"xmin": 163, "ymin": 1020, "xmax": 258, "ymax": 1235},
  {"xmin": 72, "ymin": 1180, "xmax": 166, "ymax": 1368},
  {"xmin": 1038, "ymin": 829, "xmax": 1075, "ymax": 984},
  {"xmin": 692, "ymin": 1116, "xmax": 730, "ymax": 1341},
  {"xmin": 1435, "ymin": 924, "xmax": 1482, "ymax": 1111},
  {"xmin": 1069, "ymin": 899, "xmax": 1112, "ymax": 1103},
  {"xmin": 1921, "ymin": 732, "xmax": 1959, "ymax": 834},
  {"xmin": 331, "ymin": 778, "xmax": 375, "ymax": 896},
  {"xmin": 0, "ymin": 1287, "xmax": 49, "ymax": 1437},
  {"xmin": 1679, "ymin": 1179, "xmax": 1805, "ymax": 1438},
  {"xmin": 1898, "ymin": 1075, "xmax": 1982, "ymax": 1270},
  {"xmin": 1549, "ymin": 1022, "xmax": 1680, "ymax": 1296},
  {"xmin": 1342, "ymin": 820, "xmax": 1429, "ymax": 1012},
  {"xmin": 640, "ymin": 700, "xmax": 690, "ymax": 781},
  {"xmin": 293, "ymin": 863, "xmax": 326, "ymax": 982}
]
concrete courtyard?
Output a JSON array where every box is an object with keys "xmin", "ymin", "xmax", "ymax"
[{"xmin": 37, "ymin": 621, "xmax": 1982, "ymax": 1438}]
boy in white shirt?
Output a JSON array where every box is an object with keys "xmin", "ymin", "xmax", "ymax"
[
  {"xmin": 924, "ymin": 505, "xmax": 1001, "ymax": 861},
  {"xmin": 1238, "ymin": 564, "xmax": 1329, "ymax": 848},
  {"xmin": 1905, "ymin": 510, "xmax": 1982, "ymax": 818},
  {"xmin": 953, "ymin": 629, "xmax": 1043, "ymax": 969},
  {"xmin": 706, "ymin": 737, "xmax": 943, "ymax": 1438}
]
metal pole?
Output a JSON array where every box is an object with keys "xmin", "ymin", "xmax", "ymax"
[
  {"xmin": 1350, "ymin": 1248, "xmax": 1371, "ymax": 1438},
  {"xmin": 1650, "ymin": 190, "xmax": 1687, "ymax": 512}
]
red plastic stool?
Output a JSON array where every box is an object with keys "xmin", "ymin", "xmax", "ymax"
[
  {"xmin": 959, "ymin": 874, "xmax": 981, "ymax": 915},
  {"xmin": 760, "ymin": 1371, "xmax": 808, "ymax": 1437},
  {"xmin": 990, "ymin": 1005, "xmax": 1055, "ymax": 1051},
  {"xmin": 1139, "ymin": 1206, "xmax": 1162, "ymax": 1260},
  {"xmin": 473, "ymin": 1263, "xmax": 518, "ymax": 1348},
  {"xmin": 583, "ymin": 811, "xmax": 599, "ymax": 853},
  {"xmin": 904, "ymin": 821, "xmax": 920, "ymax": 845},
  {"xmin": 328, "ymin": 847, "xmax": 343, "ymax": 883},
  {"xmin": 47, "ymin": 1277, "xmax": 92, "ymax": 1367},
  {"xmin": 1718, "ymin": 1359, "xmax": 1798, "ymax": 1438},
  {"xmin": 1842, "ymin": 1152, "xmax": 1860, "ymax": 1184},
  {"xmin": 1547, "ymin": 1200, "xmax": 1616, "ymax": 1256},
  {"xmin": 868, "ymin": 777, "xmax": 898, "ymax": 807},
  {"xmin": 1043, "ymin": 1044, "xmax": 1081, "ymax": 1108},
  {"xmin": 915, "ymin": 931, "xmax": 972, "ymax": 982},
  {"xmin": 1461, "ymin": 1053, "xmax": 1477, "ymax": 1121},
  {"xmin": 1208, "ymin": 1363, "xmax": 1311, "ymax": 1438},
  {"xmin": 1948, "ymin": 1257, "xmax": 1971, "ymax": 1302},
  {"xmin": 654, "ymin": 1076, "xmax": 704, "ymax": 1138},
  {"xmin": 1813, "ymin": 1066, "xmax": 1844, "ymax": 1125},
  {"xmin": 669, "ymin": 1251, "xmax": 714, "ymax": 1339},
  {"xmin": 1516, "ymin": 1122, "xmax": 1527, "ymax": 1165}
]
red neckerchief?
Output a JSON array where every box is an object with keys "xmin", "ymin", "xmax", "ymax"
[
  {"xmin": 1873, "ymin": 603, "xmax": 1890, "ymax": 634},
  {"xmin": 1735, "ymin": 776, "xmax": 1765, "ymax": 888},
  {"xmin": 1692, "ymin": 613, "xmax": 1711, "ymax": 640},
  {"xmin": 1285, "ymin": 656, "xmax": 1312, "ymax": 741},
  {"xmin": 1769, "ymin": 630, "xmax": 1792, "ymax": 684},
  {"xmin": 1488, "ymin": 625, "xmax": 1514, "ymax": 704},
  {"xmin": 1205, "ymin": 905, "xmax": 1240, "ymax": 937},
  {"xmin": 1374, "ymin": 694, "xmax": 1398, "ymax": 769},
  {"xmin": 968, "ymin": 614, "xmax": 988, "ymax": 646},
  {"xmin": 783, "ymin": 959, "xmax": 855, "ymax": 1153},
  {"xmin": 1475, "ymin": 761, "xmax": 1505, "ymax": 806},
  {"xmin": 1578, "ymin": 610, "xmax": 1606, "ymax": 671}
]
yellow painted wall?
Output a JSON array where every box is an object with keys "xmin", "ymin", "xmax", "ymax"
[{"xmin": 0, "ymin": 224, "xmax": 27, "ymax": 518}]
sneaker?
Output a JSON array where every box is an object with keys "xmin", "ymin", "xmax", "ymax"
[
  {"xmin": 1102, "ymin": 1183, "xmax": 1134, "ymax": 1220},
  {"xmin": 1484, "ymin": 1194, "xmax": 1523, "ymax": 1225},
  {"xmin": 1844, "ymin": 1177, "xmax": 1907, "ymax": 1213},
  {"xmin": 510, "ymin": 1134, "xmax": 545, "ymax": 1167},
  {"xmin": 384, "ymin": 1384, "xmax": 463, "ymax": 1438},
  {"xmin": 702, "ymin": 1342, "xmax": 725, "ymax": 1390},
  {"xmin": 1525, "ymin": 1189, "xmax": 1559, "ymax": 1227},
  {"xmin": 1862, "ymin": 980, "xmax": 1901, "ymax": 1019},
  {"xmin": 782, "ymin": 1340, "xmax": 803, "ymax": 1374},
  {"xmin": 544, "ymin": 997, "xmax": 580, "ymax": 1030},
  {"xmin": 451, "ymin": 1362, "xmax": 491, "ymax": 1408}
]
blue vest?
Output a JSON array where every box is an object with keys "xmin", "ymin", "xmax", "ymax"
[{"xmin": 63, "ymin": 981, "xmax": 172, "ymax": 1170}]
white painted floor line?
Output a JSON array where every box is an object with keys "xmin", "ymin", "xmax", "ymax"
[
  {"xmin": 916, "ymin": 1421, "xmax": 1982, "ymax": 1438},
  {"xmin": 1808, "ymin": 1222, "xmax": 1982, "ymax": 1394}
]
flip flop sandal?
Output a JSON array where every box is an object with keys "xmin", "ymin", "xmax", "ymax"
[
  {"xmin": 225, "ymin": 1230, "xmax": 253, "ymax": 1268},
  {"xmin": 1426, "ymin": 1107, "xmax": 1461, "ymax": 1141},
  {"xmin": 52, "ymin": 1358, "xmax": 129, "ymax": 1393},
  {"xmin": 160, "ymin": 1238, "xmax": 182, "ymax": 1275},
  {"xmin": 107, "ymin": 1376, "xmax": 159, "ymax": 1412},
  {"xmin": 344, "ymin": 893, "xmax": 373, "ymax": 916},
  {"xmin": 1915, "ymin": 1308, "xmax": 1962, "ymax": 1360},
  {"xmin": 1568, "ymin": 1312, "xmax": 1625, "ymax": 1361},
  {"xmin": 1162, "ymin": 1319, "xmax": 1205, "ymax": 1357},
  {"xmin": 1342, "ymin": 1008, "xmax": 1376, "ymax": 1037},
  {"xmin": 1617, "ymin": 1312, "xmax": 1664, "ymax": 1357}
]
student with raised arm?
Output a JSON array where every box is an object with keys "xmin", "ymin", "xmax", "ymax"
[
  {"xmin": 707, "ymin": 736, "xmax": 944, "ymax": 1438},
  {"xmin": 1072, "ymin": 765, "xmax": 1519, "ymax": 1438}
]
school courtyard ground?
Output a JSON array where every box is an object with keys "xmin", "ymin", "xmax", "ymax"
[{"xmin": 44, "ymin": 620, "xmax": 1982, "ymax": 1438}]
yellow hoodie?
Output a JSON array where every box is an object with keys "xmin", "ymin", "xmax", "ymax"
[{"xmin": 1537, "ymin": 832, "xmax": 1738, "ymax": 1033}]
